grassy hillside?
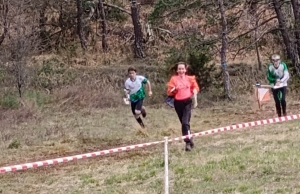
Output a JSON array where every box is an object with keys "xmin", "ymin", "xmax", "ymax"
[{"xmin": 1, "ymin": 99, "xmax": 300, "ymax": 193}]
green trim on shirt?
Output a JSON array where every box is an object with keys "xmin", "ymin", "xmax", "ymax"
[
  {"xmin": 129, "ymin": 78, "xmax": 148, "ymax": 102},
  {"xmin": 267, "ymin": 62, "xmax": 288, "ymax": 85}
]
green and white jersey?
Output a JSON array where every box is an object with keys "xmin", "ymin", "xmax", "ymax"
[
  {"xmin": 267, "ymin": 62, "xmax": 290, "ymax": 86},
  {"xmin": 125, "ymin": 75, "xmax": 148, "ymax": 102}
]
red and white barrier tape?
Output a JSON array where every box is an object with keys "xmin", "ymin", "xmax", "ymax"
[
  {"xmin": 170, "ymin": 114, "xmax": 300, "ymax": 142},
  {"xmin": 0, "ymin": 140, "xmax": 164, "ymax": 173},
  {"xmin": 1, "ymin": 114, "xmax": 300, "ymax": 173}
]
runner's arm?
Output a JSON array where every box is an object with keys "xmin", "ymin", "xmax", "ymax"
[
  {"xmin": 124, "ymin": 82, "xmax": 130, "ymax": 98},
  {"xmin": 146, "ymin": 80, "xmax": 152, "ymax": 96},
  {"xmin": 167, "ymin": 77, "xmax": 176, "ymax": 96},
  {"xmin": 280, "ymin": 62, "xmax": 290, "ymax": 83},
  {"xmin": 190, "ymin": 76, "xmax": 200, "ymax": 94}
]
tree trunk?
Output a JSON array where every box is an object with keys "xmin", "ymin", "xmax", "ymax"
[
  {"xmin": 273, "ymin": 0, "xmax": 299, "ymax": 74},
  {"xmin": 98, "ymin": 0, "xmax": 108, "ymax": 51},
  {"xmin": 255, "ymin": 19, "xmax": 262, "ymax": 70},
  {"xmin": 130, "ymin": 0, "xmax": 145, "ymax": 58},
  {"xmin": 16, "ymin": 61, "xmax": 23, "ymax": 98},
  {"xmin": 76, "ymin": 0, "xmax": 87, "ymax": 50},
  {"xmin": 39, "ymin": 2, "xmax": 49, "ymax": 50},
  {"xmin": 290, "ymin": 0, "xmax": 300, "ymax": 58},
  {"xmin": 218, "ymin": 0, "xmax": 232, "ymax": 99},
  {"xmin": 0, "ymin": 0, "xmax": 9, "ymax": 46}
]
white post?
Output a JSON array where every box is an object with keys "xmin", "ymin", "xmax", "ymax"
[{"xmin": 164, "ymin": 137, "xmax": 169, "ymax": 194}]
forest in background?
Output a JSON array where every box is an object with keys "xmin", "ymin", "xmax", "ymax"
[
  {"xmin": 1, "ymin": 0, "xmax": 300, "ymax": 109},
  {"xmin": 3, "ymin": 2, "xmax": 300, "ymax": 194}
]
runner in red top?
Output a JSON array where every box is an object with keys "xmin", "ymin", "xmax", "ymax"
[{"xmin": 167, "ymin": 62, "xmax": 200, "ymax": 151}]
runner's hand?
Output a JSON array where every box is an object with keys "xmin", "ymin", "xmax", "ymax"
[
  {"xmin": 149, "ymin": 91, "xmax": 153, "ymax": 97},
  {"xmin": 123, "ymin": 97, "xmax": 130, "ymax": 105},
  {"xmin": 193, "ymin": 101, "xmax": 198, "ymax": 109},
  {"xmin": 193, "ymin": 88, "xmax": 198, "ymax": 95}
]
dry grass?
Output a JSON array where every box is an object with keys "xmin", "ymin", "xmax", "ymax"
[
  {"xmin": 1, "ymin": 97, "xmax": 300, "ymax": 193},
  {"xmin": 0, "ymin": 57, "xmax": 299, "ymax": 193},
  {"xmin": 52, "ymin": 84, "xmax": 123, "ymax": 110}
]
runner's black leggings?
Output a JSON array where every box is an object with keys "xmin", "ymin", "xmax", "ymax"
[
  {"xmin": 271, "ymin": 86, "xmax": 287, "ymax": 116},
  {"xmin": 174, "ymin": 98, "xmax": 192, "ymax": 143}
]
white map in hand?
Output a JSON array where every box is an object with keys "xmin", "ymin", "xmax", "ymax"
[
  {"xmin": 123, "ymin": 98, "xmax": 130, "ymax": 105},
  {"xmin": 273, "ymin": 83, "xmax": 284, "ymax": 89}
]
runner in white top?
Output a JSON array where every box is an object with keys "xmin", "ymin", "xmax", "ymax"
[
  {"xmin": 267, "ymin": 54, "xmax": 290, "ymax": 117},
  {"xmin": 124, "ymin": 67, "xmax": 152, "ymax": 128}
]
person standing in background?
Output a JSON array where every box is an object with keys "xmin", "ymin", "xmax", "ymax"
[
  {"xmin": 167, "ymin": 62, "xmax": 200, "ymax": 151},
  {"xmin": 267, "ymin": 54, "xmax": 290, "ymax": 117}
]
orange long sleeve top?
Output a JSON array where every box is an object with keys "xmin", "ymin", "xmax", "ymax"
[{"xmin": 167, "ymin": 75, "xmax": 200, "ymax": 100}]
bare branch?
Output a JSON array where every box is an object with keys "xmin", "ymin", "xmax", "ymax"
[
  {"xmin": 153, "ymin": 27, "xmax": 172, "ymax": 34},
  {"xmin": 156, "ymin": 1, "xmax": 215, "ymax": 19},
  {"xmin": 231, "ymin": 27, "xmax": 278, "ymax": 60},
  {"xmin": 228, "ymin": 16, "xmax": 277, "ymax": 44},
  {"xmin": 103, "ymin": 2, "xmax": 131, "ymax": 15}
]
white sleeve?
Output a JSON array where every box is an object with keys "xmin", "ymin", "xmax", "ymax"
[
  {"xmin": 137, "ymin": 75, "xmax": 146, "ymax": 83},
  {"xmin": 124, "ymin": 80, "xmax": 129, "ymax": 91},
  {"xmin": 280, "ymin": 71, "xmax": 289, "ymax": 83}
]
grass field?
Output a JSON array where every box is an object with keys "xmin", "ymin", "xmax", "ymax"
[{"xmin": 1, "ymin": 97, "xmax": 300, "ymax": 194}]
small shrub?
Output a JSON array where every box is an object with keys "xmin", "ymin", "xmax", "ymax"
[
  {"xmin": 24, "ymin": 90, "xmax": 53, "ymax": 107},
  {"xmin": 31, "ymin": 58, "xmax": 77, "ymax": 90},
  {"xmin": 8, "ymin": 139, "xmax": 21, "ymax": 149},
  {"xmin": 0, "ymin": 95, "xmax": 19, "ymax": 109}
]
